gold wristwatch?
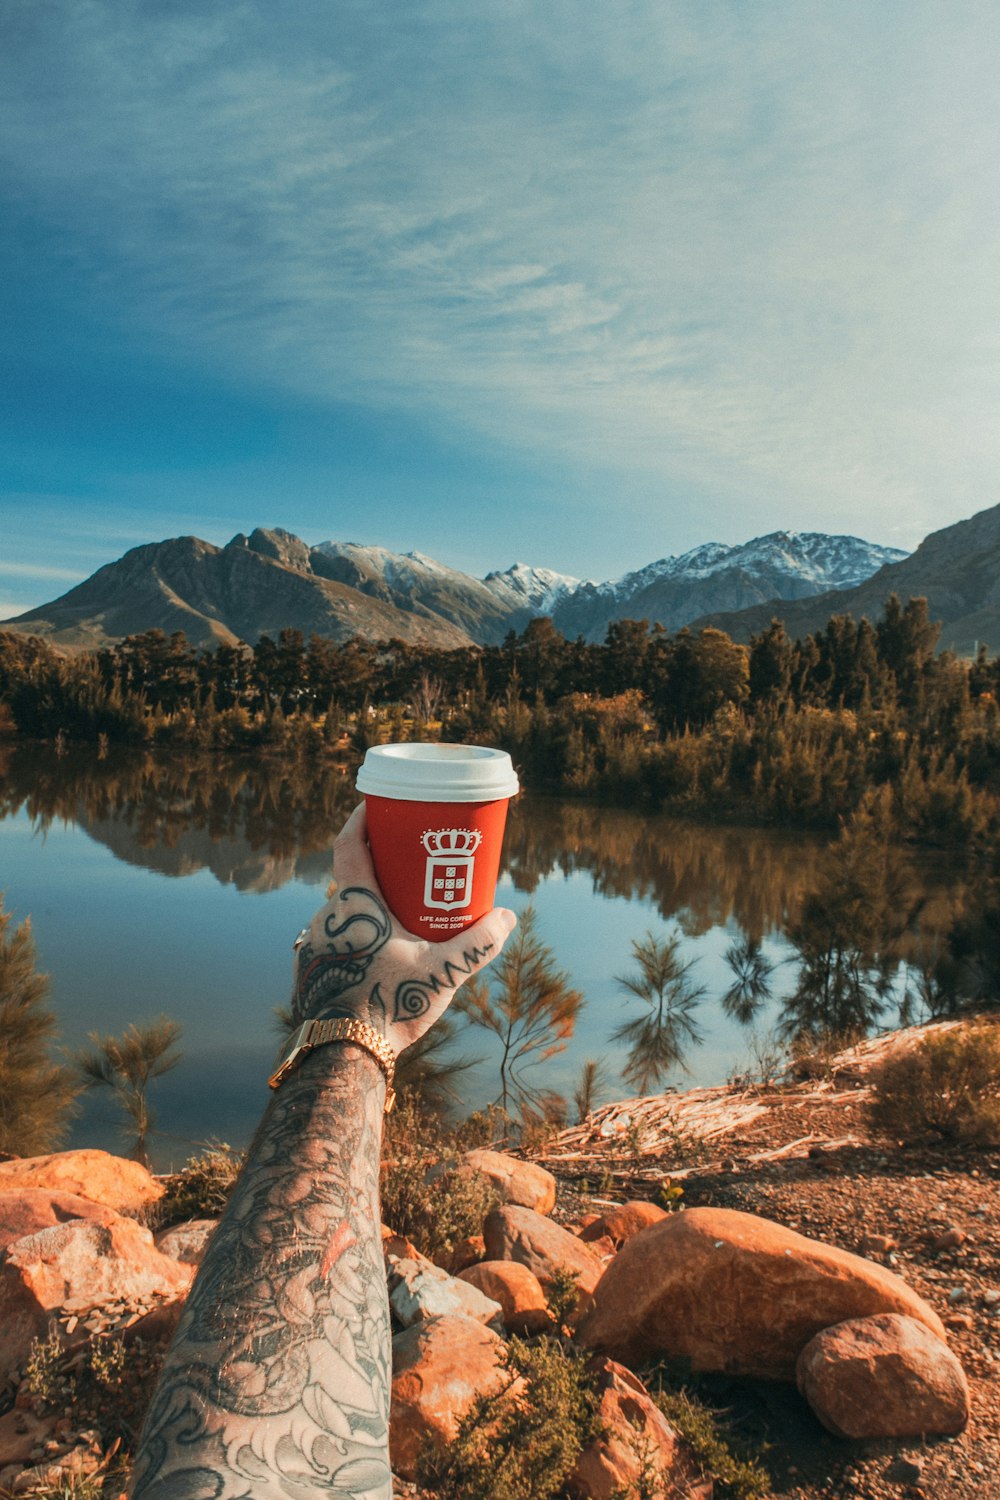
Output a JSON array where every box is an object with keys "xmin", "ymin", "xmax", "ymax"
[{"xmin": 269, "ymin": 1017, "xmax": 397, "ymax": 1112}]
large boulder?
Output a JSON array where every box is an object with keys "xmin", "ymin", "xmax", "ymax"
[
  {"xmin": 390, "ymin": 1314, "xmax": 509, "ymax": 1480},
  {"xmin": 460, "ymin": 1149, "xmax": 557, "ymax": 1216},
  {"xmin": 568, "ymin": 1359, "xmax": 712, "ymax": 1500},
  {"xmin": 483, "ymin": 1205, "xmax": 605, "ymax": 1300},
  {"xmin": 0, "ymin": 1191, "xmax": 119, "ymax": 1253},
  {"xmin": 458, "ymin": 1261, "xmax": 552, "ymax": 1336},
  {"xmin": 0, "ymin": 1217, "xmax": 194, "ymax": 1389},
  {"xmin": 797, "ymin": 1314, "xmax": 969, "ymax": 1438},
  {"xmin": 579, "ymin": 1201, "xmax": 669, "ymax": 1248},
  {"xmin": 577, "ymin": 1207, "xmax": 946, "ymax": 1380},
  {"xmin": 388, "ymin": 1258, "xmax": 502, "ymax": 1329},
  {"xmin": 0, "ymin": 1151, "xmax": 162, "ymax": 1215}
]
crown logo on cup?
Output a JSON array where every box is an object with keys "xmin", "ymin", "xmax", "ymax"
[{"xmin": 421, "ymin": 828, "xmax": 483, "ymax": 855}]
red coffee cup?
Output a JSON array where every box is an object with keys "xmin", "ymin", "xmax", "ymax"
[{"xmin": 356, "ymin": 743, "xmax": 519, "ymax": 941}]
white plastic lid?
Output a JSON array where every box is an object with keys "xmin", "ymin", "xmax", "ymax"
[{"xmin": 356, "ymin": 742, "xmax": 519, "ymax": 802}]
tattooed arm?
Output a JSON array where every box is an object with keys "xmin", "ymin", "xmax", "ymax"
[{"xmin": 130, "ymin": 803, "xmax": 516, "ymax": 1500}]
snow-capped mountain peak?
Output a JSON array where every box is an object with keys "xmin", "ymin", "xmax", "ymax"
[{"xmin": 482, "ymin": 562, "xmax": 582, "ymax": 614}]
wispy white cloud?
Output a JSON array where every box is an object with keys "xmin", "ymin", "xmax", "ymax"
[
  {"xmin": 4, "ymin": 1, "xmax": 1000, "ymax": 550},
  {"xmin": 0, "ymin": 561, "xmax": 87, "ymax": 581}
]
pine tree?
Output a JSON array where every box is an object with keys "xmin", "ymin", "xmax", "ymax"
[
  {"xmin": 75, "ymin": 1018, "xmax": 183, "ymax": 1166},
  {"xmin": 572, "ymin": 1058, "xmax": 608, "ymax": 1123},
  {"xmin": 0, "ymin": 897, "xmax": 79, "ymax": 1156},
  {"xmin": 455, "ymin": 905, "xmax": 582, "ymax": 1121}
]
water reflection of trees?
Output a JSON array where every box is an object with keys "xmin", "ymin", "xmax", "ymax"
[
  {"xmin": 0, "ymin": 746, "xmax": 980, "ymax": 1054},
  {"xmin": 612, "ymin": 932, "xmax": 705, "ymax": 1093},
  {"xmin": 0, "ymin": 744, "xmax": 358, "ymax": 891},
  {"xmin": 502, "ymin": 797, "xmax": 831, "ymax": 940},
  {"xmin": 777, "ymin": 800, "xmax": 940, "ymax": 1045}
]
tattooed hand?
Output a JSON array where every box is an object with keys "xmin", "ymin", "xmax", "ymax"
[
  {"xmin": 131, "ymin": 802, "xmax": 515, "ymax": 1500},
  {"xmin": 291, "ymin": 802, "xmax": 517, "ymax": 1053}
]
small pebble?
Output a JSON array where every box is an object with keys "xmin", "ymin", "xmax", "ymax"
[{"xmin": 886, "ymin": 1455, "xmax": 923, "ymax": 1485}]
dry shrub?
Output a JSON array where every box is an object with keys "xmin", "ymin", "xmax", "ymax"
[
  {"xmin": 416, "ymin": 1337, "xmax": 601, "ymax": 1500},
  {"xmin": 652, "ymin": 1386, "xmax": 771, "ymax": 1499},
  {"xmin": 866, "ymin": 1024, "xmax": 1000, "ymax": 1146},
  {"xmin": 380, "ymin": 1102, "xmax": 499, "ymax": 1261},
  {"xmin": 156, "ymin": 1141, "xmax": 244, "ymax": 1226},
  {"xmin": 24, "ymin": 1323, "xmax": 166, "ymax": 1454}
]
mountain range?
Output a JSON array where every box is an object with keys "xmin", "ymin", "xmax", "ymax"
[
  {"xmin": 3, "ymin": 525, "xmax": 909, "ymax": 651},
  {"xmin": 694, "ymin": 502, "xmax": 1000, "ymax": 655}
]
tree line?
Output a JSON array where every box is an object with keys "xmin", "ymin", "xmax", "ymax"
[{"xmin": 3, "ymin": 594, "xmax": 1000, "ymax": 844}]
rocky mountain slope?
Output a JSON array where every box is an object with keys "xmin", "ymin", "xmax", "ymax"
[
  {"xmin": 550, "ymin": 531, "xmax": 906, "ymax": 641},
  {"xmin": 693, "ymin": 502, "xmax": 1000, "ymax": 654},
  {"xmin": 3, "ymin": 524, "xmax": 905, "ymax": 651},
  {"xmin": 2, "ymin": 531, "xmax": 475, "ymax": 652}
]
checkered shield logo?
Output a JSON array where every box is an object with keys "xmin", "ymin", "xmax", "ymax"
[{"xmin": 421, "ymin": 828, "xmax": 482, "ymax": 911}]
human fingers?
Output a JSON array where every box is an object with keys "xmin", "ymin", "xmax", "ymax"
[
  {"xmin": 434, "ymin": 907, "xmax": 518, "ymax": 987},
  {"xmin": 330, "ymin": 802, "xmax": 376, "ymax": 889}
]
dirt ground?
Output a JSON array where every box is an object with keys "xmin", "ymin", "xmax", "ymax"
[{"xmin": 537, "ymin": 1028, "xmax": 1000, "ymax": 1499}]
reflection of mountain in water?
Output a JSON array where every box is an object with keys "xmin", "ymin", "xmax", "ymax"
[
  {"xmin": 82, "ymin": 816, "xmax": 338, "ymax": 892},
  {"xmin": 0, "ymin": 745, "xmax": 970, "ymax": 960}
]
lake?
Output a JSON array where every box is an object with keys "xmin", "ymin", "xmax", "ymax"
[{"xmin": 0, "ymin": 743, "xmax": 968, "ymax": 1168}]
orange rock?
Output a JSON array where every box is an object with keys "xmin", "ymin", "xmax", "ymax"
[
  {"xmin": 579, "ymin": 1201, "xmax": 668, "ymax": 1247},
  {"xmin": 390, "ymin": 1313, "xmax": 509, "ymax": 1479},
  {"xmin": 381, "ymin": 1224, "xmax": 422, "ymax": 1262},
  {"xmin": 458, "ymin": 1261, "xmax": 552, "ymax": 1335},
  {"xmin": 858, "ymin": 1233, "xmax": 898, "ymax": 1256},
  {"xmin": 0, "ymin": 1217, "xmax": 194, "ymax": 1389},
  {"xmin": 484, "ymin": 1206, "xmax": 605, "ymax": 1301},
  {"xmin": 0, "ymin": 1191, "xmax": 119, "ymax": 1253},
  {"xmin": 377, "ymin": 1224, "xmax": 419, "ymax": 1260},
  {"xmin": 569, "ymin": 1359, "xmax": 712, "ymax": 1500},
  {"xmin": 461, "ymin": 1149, "xmax": 557, "ymax": 1215},
  {"xmin": 445, "ymin": 1234, "xmax": 486, "ymax": 1275},
  {"xmin": 797, "ymin": 1314, "xmax": 969, "ymax": 1438},
  {"xmin": 0, "ymin": 1151, "xmax": 162, "ymax": 1214},
  {"xmin": 577, "ymin": 1206, "xmax": 946, "ymax": 1380}
]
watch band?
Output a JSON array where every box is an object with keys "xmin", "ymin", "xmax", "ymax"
[{"xmin": 269, "ymin": 1017, "xmax": 397, "ymax": 1111}]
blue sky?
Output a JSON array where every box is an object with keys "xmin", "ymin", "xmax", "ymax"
[{"xmin": 3, "ymin": 1, "xmax": 1000, "ymax": 618}]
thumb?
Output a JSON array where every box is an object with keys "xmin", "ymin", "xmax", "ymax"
[{"xmin": 435, "ymin": 907, "xmax": 517, "ymax": 987}]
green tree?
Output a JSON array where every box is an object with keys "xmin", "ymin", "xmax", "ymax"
[
  {"xmin": 0, "ymin": 897, "xmax": 79, "ymax": 1155},
  {"xmin": 748, "ymin": 618, "xmax": 793, "ymax": 704},
  {"xmin": 657, "ymin": 628, "xmax": 749, "ymax": 730},
  {"xmin": 455, "ymin": 905, "xmax": 582, "ymax": 1120},
  {"xmin": 876, "ymin": 594, "xmax": 940, "ymax": 705},
  {"xmin": 75, "ymin": 1018, "xmax": 183, "ymax": 1166},
  {"xmin": 612, "ymin": 931, "xmax": 704, "ymax": 1095}
]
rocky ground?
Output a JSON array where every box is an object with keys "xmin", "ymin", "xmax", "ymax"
[
  {"xmin": 0, "ymin": 1022, "xmax": 996, "ymax": 1500},
  {"xmin": 534, "ymin": 1023, "xmax": 1000, "ymax": 1499}
]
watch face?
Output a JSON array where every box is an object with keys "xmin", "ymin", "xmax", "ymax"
[{"xmin": 269, "ymin": 1025, "xmax": 307, "ymax": 1088}]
